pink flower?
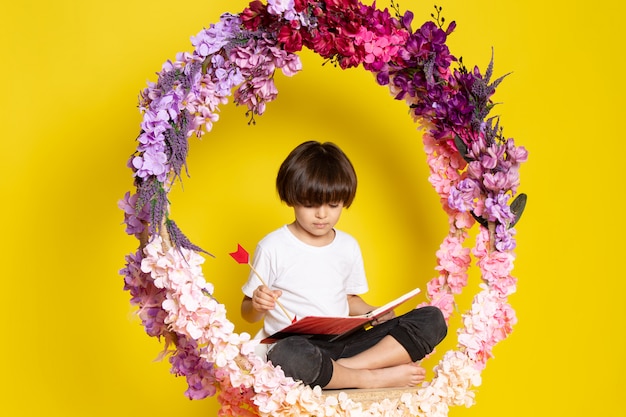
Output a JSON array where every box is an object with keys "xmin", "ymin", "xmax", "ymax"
[
  {"xmin": 492, "ymin": 302, "xmax": 517, "ymax": 340},
  {"xmin": 273, "ymin": 50, "xmax": 302, "ymax": 76},
  {"xmin": 251, "ymin": 364, "xmax": 296, "ymax": 414},
  {"xmin": 427, "ymin": 291, "xmax": 455, "ymax": 321},
  {"xmin": 453, "ymin": 211, "xmax": 475, "ymax": 229},
  {"xmin": 478, "ymin": 251, "xmax": 516, "ymax": 296},
  {"xmin": 435, "ymin": 236, "xmax": 471, "ymax": 293}
]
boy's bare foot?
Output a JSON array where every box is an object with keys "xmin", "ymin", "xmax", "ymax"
[
  {"xmin": 365, "ymin": 363, "xmax": 426, "ymax": 388},
  {"xmin": 325, "ymin": 361, "xmax": 426, "ymax": 389}
]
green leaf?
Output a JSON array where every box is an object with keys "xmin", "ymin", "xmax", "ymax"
[
  {"xmin": 509, "ymin": 193, "xmax": 527, "ymax": 228},
  {"xmin": 471, "ymin": 210, "xmax": 489, "ymax": 228},
  {"xmin": 454, "ymin": 135, "xmax": 472, "ymax": 162}
]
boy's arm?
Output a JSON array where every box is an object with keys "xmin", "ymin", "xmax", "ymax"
[
  {"xmin": 241, "ymin": 285, "xmax": 283, "ymax": 323},
  {"xmin": 241, "ymin": 295, "xmax": 264, "ymax": 323},
  {"xmin": 347, "ymin": 294, "xmax": 376, "ymax": 316}
]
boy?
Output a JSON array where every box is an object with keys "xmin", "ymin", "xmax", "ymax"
[{"xmin": 241, "ymin": 141, "xmax": 446, "ymax": 389}]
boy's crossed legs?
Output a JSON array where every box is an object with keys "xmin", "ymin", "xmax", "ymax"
[{"xmin": 267, "ymin": 306, "xmax": 447, "ymax": 389}]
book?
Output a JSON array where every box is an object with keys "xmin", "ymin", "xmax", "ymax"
[{"xmin": 260, "ymin": 287, "xmax": 421, "ymax": 344}]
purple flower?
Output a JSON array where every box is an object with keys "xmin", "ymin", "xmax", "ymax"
[
  {"xmin": 132, "ymin": 148, "xmax": 168, "ymax": 181},
  {"xmin": 120, "ymin": 250, "xmax": 169, "ymax": 338},
  {"xmin": 466, "ymin": 160, "xmax": 484, "ymax": 179},
  {"xmin": 191, "ymin": 13, "xmax": 243, "ymax": 58},
  {"xmin": 482, "ymin": 171, "xmax": 510, "ymax": 192},
  {"xmin": 138, "ymin": 110, "xmax": 169, "ymax": 147},
  {"xmin": 208, "ymin": 54, "xmax": 245, "ymax": 96},
  {"xmin": 118, "ymin": 191, "xmax": 149, "ymax": 237},
  {"xmin": 505, "ymin": 138, "xmax": 529, "ymax": 164},
  {"xmin": 495, "ymin": 224, "xmax": 516, "ymax": 251},
  {"xmin": 405, "ymin": 21, "xmax": 455, "ymax": 69},
  {"xmin": 376, "ymin": 70, "xmax": 390, "ymax": 86},
  {"xmin": 448, "ymin": 178, "xmax": 481, "ymax": 212},
  {"xmin": 484, "ymin": 192, "xmax": 515, "ymax": 224},
  {"xmin": 169, "ymin": 336, "xmax": 217, "ymax": 399},
  {"xmin": 479, "ymin": 143, "xmax": 505, "ymax": 170},
  {"xmin": 267, "ymin": 0, "xmax": 298, "ymax": 21},
  {"xmin": 228, "ymin": 36, "xmax": 300, "ymax": 119},
  {"xmin": 401, "ymin": 10, "xmax": 414, "ymax": 31},
  {"xmin": 142, "ymin": 306, "xmax": 170, "ymax": 337},
  {"xmin": 390, "ymin": 71, "xmax": 413, "ymax": 99}
]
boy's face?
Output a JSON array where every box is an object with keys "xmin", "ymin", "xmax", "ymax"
[{"xmin": 290, "ymin": 203, "xmax": 344, "ymax": 246}]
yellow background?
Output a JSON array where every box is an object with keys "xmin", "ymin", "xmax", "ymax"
[{"xmin": 2, "ymin": 0, "xmax": 624, "ymax": 416}]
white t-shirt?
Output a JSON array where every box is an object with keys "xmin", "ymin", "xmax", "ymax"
[{"xmin": 242, "ymin": 225, "xmax": 369, "ymax": 339}]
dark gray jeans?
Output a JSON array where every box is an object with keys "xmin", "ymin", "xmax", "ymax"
[{"xmin": 267, "ymin": 305, "xmax": 447, "ymax": 387}]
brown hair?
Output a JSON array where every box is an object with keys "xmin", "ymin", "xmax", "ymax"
[{"xmin": 276, "ymin": 141, "xmax": 357, "ymax": 207}]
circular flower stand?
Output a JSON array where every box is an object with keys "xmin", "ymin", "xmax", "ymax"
[{"xmin": 119, "ymin": 1, "xmax": 528, "ymax": 416}]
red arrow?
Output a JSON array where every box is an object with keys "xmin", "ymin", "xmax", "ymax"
[{"xmin": 229, "ymin": 244, "xmax": 249, "ymax": 264}]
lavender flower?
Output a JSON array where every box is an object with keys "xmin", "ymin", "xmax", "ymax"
[
  {"xmin": 164, "ymin": 111, "xmax": 191, "ymax": 180},
  {"xmin": 135, "ymin": 177, "xmax": 168, "ymax": 236},
  {"xmin": 133, "ymin": 73, "xmax": 191, "ymax": 182},
  {"xmin": 455, "ymin": 51, "xmax": 509, "ymax": 134},
  {"xmin": 165, "ymin": 219, "xmax": 213, "ymax": 257}
]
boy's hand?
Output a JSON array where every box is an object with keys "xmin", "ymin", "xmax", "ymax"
[
  {"xmin": 252, "ymin": 285, "xmax": 283, "ymax": 313},
  {"xmin": 372, "ymin": 310, "xmax": 395, "ymax": 326}
]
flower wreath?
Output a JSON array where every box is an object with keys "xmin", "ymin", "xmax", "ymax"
[{"xmin": 119, "ymin": 1, "xmax": 528, "ymax": 416}]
